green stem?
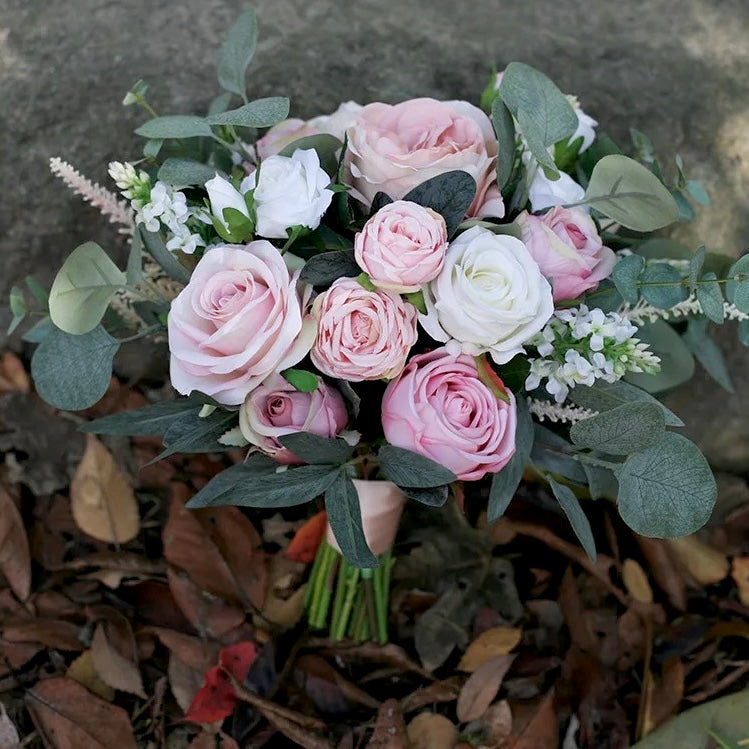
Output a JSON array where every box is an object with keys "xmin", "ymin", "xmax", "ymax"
[
  {"xmin": 329, "ymin": 556, "xmax": 350, "ymax": 640},
  {"xmin": 304, "ymin": 540, "xmax": 326, "ymax": 610},
  {"xmin": 333, "ymin": 565, "xmax": 360, "ymax": 640},
  {"xmin": 373, "ymin": 562, "xmax": 387, "ymax": 645},
  {"xmin": 309, "ymin": 543, "xmax": 336, "ymax": 628},
  {"xmin": 362, "ymin": 572, "xmax": 378, "ymax": 642}
]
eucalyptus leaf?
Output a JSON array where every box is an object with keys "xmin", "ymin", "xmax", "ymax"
[
  {"xmin": 488, "ymin": 396, "xmax": 534, "ymax": 521},
  {"xmin": 126, "ymin": 230, "xmax": 144, "ymax": 286},
  {"xmin": 138, "ymin": 226, "xmax": 191, "ymax": 285},
  {"xmin": 582, "ymin": 463, "xmax": 619, "ymax": 501},
  {"xmin": 378, "ymin": 444, "xmax": 457, "ymax": 488},
  {"xmin": 695, "ymin": 271, "xmax": 725, "ymax": 324},
  {"xmin": 369, "ymin": 191, "xmax": 394, "ymax": 215},
  {"xmin": 725, "ymin": 255, "xmax": 749, "ymax": 313},
  {"xmin": 491, "ymin": 96, "xmax": 516, "ymax": 190},
  {"xmin": 688, "ymin": 246, "xmax": 706, "ymax": 293},
  {"xmin": 279, "ymin": 134, "xmax": 343, "ymax": 175},
  {"xmin": 158, "ymin": 158, "xmax": 220, "ymax": 187},
  {"xmin": 739, "ymin": 319, "xmax": 749, "ymax": 347},
  {"xmin": 81, "ymin": 401, "xmax": 201, "ymax": 436},
  {"xmin": 402, "ymin": 485, "xmax": 449, "ymax": 507},
  {"xmin": 402, "ymin": 171, "xmax": 477, "ymax": 238},
  {"xmin": 48, "ymin": 242, "xmax": 127, "ymax": 335},
  {"xmin": 21, "ymin": 316, "xmax": 54, "ymax": 343},
  {"xmin": 611, "ymin": 254, "xmax": 645, "ymax": 305},
  {"xmin": 135, "ymin": 115, "xmax": 213, "ymax": 140},
  {"xmin": 682, "ymin": 318, "xmax": 734, "ymax": 392},
  {"xmin": 616, "ymin": 432, "xmax": 716, "ymax": 537},
  {"xmin": 277, "ymin": 432, "xmax": 355, "ymax": 465},
  {"xmin": 569, "ymin": 402, "xmax": 665, "ymax": 455},
  {"xmin": 151, "ymin": 408, "xmax": 238, "ymax": 462},
  {"xmin": 548, "ymin": 476, "xmax": 597, "ymax": 561},
  {"xmin": 325, "ymin": 473, "xmax": 378, "ymax": 568},
  {"xmin": 625, "ymin": 320, "xmax": 695, "ymax": 393},
  {"xmin": 31, "ymin": 325, "xmax": 120, "ymax": 411},
  {"xmin": 25, "ymin": 276, "xmax": 49, "ymax": 308},
  {"xmin": 530, "ymin": 425, "xmax": 587, "ymax": 484},
  {"xmin": 299, "ymin": 249, "xmax": 361, "ymax": 286},
  {"xmin": 206, "ymin": 97, "xmax": 290, "ymax": 128},
  {"xmin": 583, "ymin": 155, "xmax": 680, "ymax": 231},
  {"xmin": 217, "ymin": 8, "xmax": 258, "ymax": 100},
  {"xmin": 639, "ymin": 262, "xmax": 687, "ymax": 309}
]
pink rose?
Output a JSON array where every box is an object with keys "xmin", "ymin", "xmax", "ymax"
[
  {"xmin": 516, "ymin": 206, "xmax": 617, "ymax": 301},
  {"xmin": 311, "ymin": 278, "xmax": 418, "ymax": 381},
  {"xmin": 346, "ymin": 98, "xmax": 504, "ymax": 219},
  {"xmin": 238, "ymin": 373, "xmax": 349, "ymax": 464},
  {"xmin": 354, "ymin": 200, "xmax": 448, "ymax": 293},
  {"xmin": 168, "ymin": 242, "xmax": 315, "ymax": 405},
  {"xmin": 382, "ymin": 348, "xmax": 517, "ymax": 481}
]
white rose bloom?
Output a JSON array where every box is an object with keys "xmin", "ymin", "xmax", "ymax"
[
  {"xmin": 420, "ymin": 226, "xmax": 554, "ymax": 364},
  {"xmin": 205, "ymin": 173, "xmax": 253, "ymax": 231},
  {"xmin": 247, "ymin": 149, "xmax": 334, "ymax": 239},
  {"xmin": 525, "ymin": 153, "xmax": 586, "ymax": 212},
  {"xmin": 567, "ymin": 95, "xmax": 598, "ymax": 153}
]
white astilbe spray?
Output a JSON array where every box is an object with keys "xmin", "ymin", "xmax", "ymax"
[
  {"xmin": 527, "ymin": 398, "xmax": 597, "ymax": 424},
  {"xmin": 49, "ymin": 157, "xmax": 134, "ymax": 234}
]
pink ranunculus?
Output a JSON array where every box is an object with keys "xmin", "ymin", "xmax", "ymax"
[
  {"xmin": 168, "ymin": 242, "xmax": 315, "ymax": 406},
  {"xmin": 354, "ymin": 200, "xmax": 448, "ymax": 293},
  {"xmin": 382, "ymin": 348, "xmax": 517, "ymax": 481},
  {"xmin": 238, "ymin": 373, "xmax": 349, "ymax": 464},
  {"xmin": 311, "ymin": 278, "xmax": 418, "ymax": 382},
  {"xmin": 516, "ymin": 206, "xmax": 617, "ymax": 301},
  {"xmin": 346, "ymin": 98, "xmax": 504, "ymax": 219}
]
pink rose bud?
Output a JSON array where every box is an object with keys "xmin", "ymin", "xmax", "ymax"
[
  {"xmin": 354, "ymin": 201, "xmax": 448, "ymax": 293},
  {"xmin": 346, "ymin": 98, "xmax": 505, "ymax": 219},
  {"xmin": 382, "ymin": 348, "xmax": 517, "ymax": 481},
  {"xmin": 238, "ymin": 373, "xmax": 349, "ymax": 464},
  {"xmin": 255, "ymin": 119, "xmax": 321, "ymax": 161},
  {"xmin": 168, "ymin": 242, "xmax": 315, "ymax": 405},
  {"xmin": 516, "ymin": 206, "xmax": 617, "ymax": 302},
  {"xmin": 311, "ymin": 278, "xmax": 418, "ymax": 382}
]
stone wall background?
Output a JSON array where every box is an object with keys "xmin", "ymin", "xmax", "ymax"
[{"xmin": 0, "ymin": 0, "xmax": 748, "ymax": 479}]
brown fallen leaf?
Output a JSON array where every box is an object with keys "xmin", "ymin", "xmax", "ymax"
[
  {"xmin": 144, "ymin": 627, "xmax": 220, "ymax": 672},
  {"xmin": 511, "ymin": 690, "xmax": 557, "ymax": 749},
  {"xmin": 458, "ymin": 627, "xmax": 522, "ymax": 672},
  {"xmin": 259, "ymin": 555, "xmax": 307, "ymax": 629},
  {"xmin": 646, "ymin": 657, "xmax": 684, "ymax": 731},
  {"xmin": 168, "ymin": 653, "xmax": 205, "ymax": 713},
  {"xmin": 91, "ymin": 622, "xmax": 146, "ymax": 698},
  {"xmin": 730, "ymin": 556, "xmax": 749, "ymax": 605},
  {"xmin": 635, "ymin": 536, "xmax": 687, "ymax": 611},
  {"xmin": 0, "ymin": 485, "xmax": 31, "ymax": 600},
  {"xmin": 456, "ymin": 654, "xmax": 515, "ymax": 723},
  {"xmin": 0, "ymin": 351, "xmax": 30, "ymax": 394},
  {"xmin": 0, "ymin": 641, "xmax": 42, "ymax": 678},
  {"xmin": 482, "ymin": 700, "xmax": 512, "ymax": 745},
  {"xmin": 70, "ymin": 435, "xmax": 139, "ymax": 544},
  {"xmin": 407, "ymin": 713, "xmax": 457, "ymax": 749},
  {"xmin": 666, "ymin": 536, "xmax": 730, "ymax": 586},
  {"xmin": 1, "ymin": 617, "xmax": 82, "ymax": 651},
  {"xmin": 27, "ymin": 676, "xmax": 137, "ymax": 749},
  {"xmin": 296, "ymin": 654, "xmax": 380, "ymax": 711},
  {"xmin": 400, "ymin": 677, "xmax": 462, "ymax": 714},
  {"xmin": 366, "ymin": 699, "xmax": 410, "ymax": 749},
  {"xmin": 0, "ymin": 702, "xmax": 20, "ymax": 749},
  {"xmin": 622, "ymin": 559, "xmax": 654, "ymax": 604},
  {"xmin": 67, "ymin": 650, "xmax": 116, "ymax": 701}
]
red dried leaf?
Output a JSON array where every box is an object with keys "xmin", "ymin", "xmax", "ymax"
[
  {"xmin": 285, "ymin": 511, "xmax": 327, "ymax": 564},
  {"xmin": 219, "ymin": 641, "xmax": 257, "ymax": 681}
]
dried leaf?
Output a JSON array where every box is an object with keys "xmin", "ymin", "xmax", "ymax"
[
  {"xmin": 406, "ymin": 713, "xmax": 457, "ymax": 749},
  {"xmin": 70, "ymin": 435, "xmax": 139, "ymax": 543},
  {"xmin": 647, "ymin": 658, "xmax": 684, "ymax": 732},
  {"xmin": 146, "ymin": 627, "xmax": 220, "ymax": 672},
  {"xmin": 168, "ymin": 654, "xmax": 204, "ymax": 713},
  {"xmin": 0, "ymin": 485, "xmax": 31, "ymax": 599},
  {"xmin": 27, "ymin": 676, "xmax": 137, "ymax": 749},
  {"xmin": 286, "ymin": 511, "xmax": 327, "ymax": 563},
  {"xmin": 1, "ymin": 617, "xmax": 82, "ymax": 650},
  {"xmin": 91, "ymin": 622, "xmax": 146, "ymax": 697},
  {"xmin": 482, "ymin": 700, "xmax": 512, "ymax": 744},
  {"xmin": 0, "ymin": 703, "xmax": 20, "ymax": 749},
  {"xmin": 511, "ymin": 691, "xmax": 557, "ymax": 749},
  {"xmin": 666, "ymin": 536, "xmax": 729, "ymax": 586},
  {"xmin": 623, "ymin": 559, "xmax": 654, "ymax": 604},
  {"xmin": 67, "ymin": 650, "xmax": 116, "ymax": 701},
  {"xmin": 458, "ymin": 627, "xmax": 522, "ymax": 672},
  {"xmin": 0, "ymin": 351, "xmax": 30, "ymax": 394},
  {"xmin": 730, "ymin": 556, "xmax": 749, "ymax": 605},
  {"xmin": 635, "ymin": 537, "xmax": 687, "ymax": 611},
  {"xmin": 366, "ymin": 699, "xmax": 409, "ymax": 749},
  {"xmin": 400, "ymin": 677, "xmax": 462, "ymax": 714},
  {"xmin": 456, "ymin": 654, "xmax": 515, "ymax": 723}
]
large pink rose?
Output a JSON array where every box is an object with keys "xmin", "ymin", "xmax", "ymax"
[
  {"xmin": 516, "ymin": 206, "xmax": 617, "ymax": 301},
  {"xmin": 354, "ymin": 200, "xmax": 448, "ymax": 293},
  {"xmin": 311, "ymin": 278, "xmax": 418, "ymax": 381},
  {"xmin": 346, "ymin": 98, "xmax": 504, "ymax": 219},
  {"xmin": 238, "ymin": 373, "xmax": 349, "ymax": 464},
  {"xmin": 168, "ymin": 242, "xmax": 315, "ymax": 405},
  {"xmin": 382, "ymin": 348, "xmax": 517, "ymax": 481}
]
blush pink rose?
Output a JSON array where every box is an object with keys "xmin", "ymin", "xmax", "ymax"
[
  {"xmin": 382, "ymin": 348, "xmax": 517, "ymax": 481},
  {"xmin": 311, "ymin": 278, "xmax": 418, "ymax": 381},
  {"xmin": 238, "ymin": 373, "xmax": 349, "ymax": 464},
  {"xmin": 354, "ymin": 200, "xmax": 448, "ymax": 293},
  {"xmin": 168, "ymin": 242, "xmax": 315, "ymax": 405},
  {"xmin": 346, "ymin": 98, "xmax": 504, "ymax": 219},
  {"xmin": 516, "ymin": 206, "xmax": 617, "ymax": 301}
]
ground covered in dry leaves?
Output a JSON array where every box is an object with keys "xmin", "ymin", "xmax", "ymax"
[{"xmin": 0, "ymin": 349, "xmax": 748, "ymax": 749}]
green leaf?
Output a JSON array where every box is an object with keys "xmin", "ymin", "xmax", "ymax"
[
  {"xmin": 152, "ymin": 409, "xmax": 238, "ymax": 462},
  {"xmin": 639, "ymin": 262, "xmax": 687, "ymax": 309},
  {"xmin": 739, "ymin": 319, "xmax": 749, "ymax": 347},
  {"xmin": 568, "ymin": 380, "xmax": 684, "ymax": 427},
  {"xmin": 378, "ymin": 445, "xmax": 457, "ymax": 488},
  {"xmin": 9, "ymin": 286, "xmax": 26, "ymax": 317},
  {"xmin": 220, "ymin": 206, "xmax": 254, "ymax": 242},
  {"xmin": 488, "ymin": 396, "xmax": 534, "ymax": 521},
  {"xmin": 142, "ymin": 139, "xmax": 163, "ymax": 159},
  {"xmin": 278, "ymin": 133, "xmax": 343, "ymax": 175},
  {"xmin": 48, "ymin": 242, "xmax": 127, "ymax": 335},
  {"xmin": 725, "ymin": 254, "xmax": 749, "ymax": 313},
  {"xmin": 696, "ymin": 271, "xmax": 725, "ymax": 324},
  {"xmin": 281, "ymin": 368, "xmax": 319, "ymax": 393},
  {"xmin": 299, "ymin": 249, "xmax": 361, "ymax": 286},
  {"xmin": 569, "ymin": 402, "xmax": 665, "ymax": 455},
  {"xmin": 682, "ymin": 318, "xmax": 734, "ymax": 392},
  {"xmin": 499, "ymin": 62, "xmax": 577, "ymax": 178},
  {"xmin": 401, "ymin": 485, "xmax": 449, "ymax": 507},
  {"xmin": 126, "ymin": 229, "xmax": 144, "ymax": 286},
  {"xmin": 217, "ymin": 8, "xmax": 258, "ymax": 100},
  {"xmin": 583, "ymin": 155, "xmax": 680, "ymax": 231},
  {"xmin": 206, "ymin": 97, "xmax": 290, "ymax": 128},
  {"xmin": 25, "ymin": 276, "xmax": 49, "ymax": 308},
  {"xmin": 80, "ymin": 401, "xmax": 200, "ymax": 436},
  {"xmin": 547, "ymin": 476, "xmax": 597, "ymax": 561},
  {"xmin": 611, "ymin": 254, "xmax": 645, "ymax": 305},
  {"xmin": 582, "ymin": 463, "xmax": 619, "ymax": 500},
  {"xmin": 277, "ymin": 433, "xmax": 355, "ymax": 465},
  {"xmin": 21, "ymin": 316, "xmax": 54, "ymax": 343},
  {"xmin": 187, "ymin": 460, "xmax": 339, "ymax": 509},
  {"xmin": 530, "ymin": 425, "xmax": 587, "ymax": 484},
  {"xmin": 135, "ymin": 115, "xmax": 213, "ymax": 140},
  {"xmin": 616, "ymin": 432, "xmax": 716, "ymax": 538},
  {"xmin": 356, "ymin": 272, "xmax": 376, "ymax": 291},
  {"xmin": 158, "ymin": 158, "xmax": 220, "ymax": 187},
  {"xmin": 688, "ymin": 246, "xmax": 706, "ymax": 293},
  {"xmin": 138, "ymin": 226, "xmax": 191, "ymax": 285},
  {"xmin": 31, "ymin": 325, "xmax": 120, "ymax": 411},
  {"xmin": 404, "ymin": 290, "xmax": 427, "ymax": 314},
  {"xmin": 325, "ymin": 474, "xmax": 378, "ymax": 568},
  {"xmin": 402, "ymin": 171, "xmax": 477, "ymax": 238},
  {"xmin": 491, "ymin": 97, "xmax": 516, "ymax": 190}
]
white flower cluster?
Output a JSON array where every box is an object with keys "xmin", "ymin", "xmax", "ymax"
[
  {"xmin": 525, "ymin": 304, "xmax": 661, "ymax": 403},
  {"xmin": 108, "ymin": 162, "xmax": 206, "ymax": 255}
]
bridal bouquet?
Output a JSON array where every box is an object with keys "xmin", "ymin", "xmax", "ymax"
[{"xmin": 13, "ymin": 9, "xmax": 748, "ymax": 642}]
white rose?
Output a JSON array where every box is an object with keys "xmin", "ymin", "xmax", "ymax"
[
  {"xmin": 567, "ymin": 95, "xmax": 598, "ymax": 153},
  {"xmin": 420, "ymin": 226, "xmax": 554, "ymax": 364},
  {"xmin": 247, "ymin": 149, "xmax": 334, "ymax": 239},
  {"xmin": 308, "ymin": 101, "xmax": 362, "ymax": 142},
  {"xmin": 525, "ymin": 153, "xmax": 586, "ymax": 212},
  {"xmin": 205, "ymin": 173, "xmax": 253, "ymax": 231}
]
